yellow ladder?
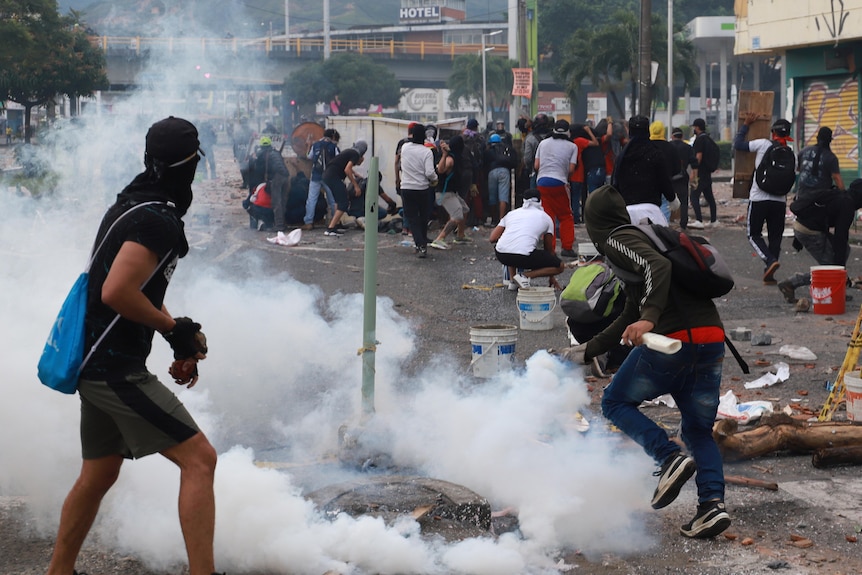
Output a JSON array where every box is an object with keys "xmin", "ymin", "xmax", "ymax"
[{"xmin": 818, "ymin": 304, "xmax": 862, "ymax": 421}]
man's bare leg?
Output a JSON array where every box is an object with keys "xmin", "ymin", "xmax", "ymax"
[
  {"xmin": 162, "ymin": 433, "xmax": 218, "ymax": 575},
  {"xmin": 47, "ymin": 455, "xmax": 124, "ymax": 575}
]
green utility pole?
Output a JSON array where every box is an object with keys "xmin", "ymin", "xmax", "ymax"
[
  {"xmin": 360, "ymin": 157, "xmax": 380, "ymax": 419},
  {"xmin": 525, "ymin": 0, "xmax": 538, "ymax": 118}
]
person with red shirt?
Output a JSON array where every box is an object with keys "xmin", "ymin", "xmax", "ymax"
[{"xmin": 568, "ymin": 124, "xmax": 599, "ymax": 224}]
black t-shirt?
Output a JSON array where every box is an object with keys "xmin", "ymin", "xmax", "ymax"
[
  {"xmin": 81, "ymin": 200, "xmax": 187, "ymax": 380},
  {"xmin": 796, "ymin": 144, "xmax": 840, "ymax": 200},
  {"xmin": 670, "ymin": 139, "xmax": 696, "ymax": 179},
  {"xmin": 581, "ymin": 145, "xmax": 604, "ymax": 170},
  {"xmin": 323, "ymin": 148, "xmax": 361, "ymax": 182}
]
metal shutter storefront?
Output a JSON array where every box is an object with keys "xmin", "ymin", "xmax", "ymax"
[{"xmin": 799, "ymin": 76, "xmax": 859, "ymax": 174}]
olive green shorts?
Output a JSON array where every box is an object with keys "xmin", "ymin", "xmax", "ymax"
[{"xmin": 78, "ymin": 371, "xmax": 200, "ymax": 460}]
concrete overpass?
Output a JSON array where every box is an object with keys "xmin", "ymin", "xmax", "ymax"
[{"xmin": 99, "ymin": 36, "xmax": 560, "ymax": 92}]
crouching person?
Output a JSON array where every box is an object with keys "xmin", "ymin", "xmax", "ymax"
[{"xmin": 489, "ymin": 188, "xmax": 565, "ymax": 290}]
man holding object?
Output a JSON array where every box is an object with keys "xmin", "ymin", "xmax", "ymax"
[
  {"xmin": 46, "ymin": 117, "xmax": 222, "ymax": 575},
  {"xmin": 565, "ymin": 185, "xmax": 730, "ymax": 539}
]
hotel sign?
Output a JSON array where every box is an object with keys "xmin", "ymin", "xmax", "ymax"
[{"xmin": 399, "ymin": 6, "xmax": 441, "ymax": 24}]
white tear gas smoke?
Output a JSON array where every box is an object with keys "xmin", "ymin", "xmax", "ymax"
[{"xmin": 0, "ymin": 11, "xmax": 663, "ymax": 575}]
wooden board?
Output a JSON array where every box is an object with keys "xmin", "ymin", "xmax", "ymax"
[{"xmin": 733, "ymin": 90, "xmax": 775, "ymax": 198}]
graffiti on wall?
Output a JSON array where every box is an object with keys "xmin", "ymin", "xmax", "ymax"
[
  {"xmin": 814, "ymin": 0, "xmax": 849, "ymax": 40},
  {"xmin": 801, "ymin": 77, "xmax": 859, "ymax": 171}
]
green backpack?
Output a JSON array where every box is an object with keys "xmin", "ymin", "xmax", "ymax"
[{"xmin": 560, "ymin": 262, "xmax": 625, "ymax": 324}]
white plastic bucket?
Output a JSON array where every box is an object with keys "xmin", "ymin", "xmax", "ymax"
[
  {"xmin": 844, "ymin": 371, "xmax": 862, "ymax": 421},
  {"xmin": 516, "ymin": 287, "xmax": 557, "ymax": 331},
  {"xmin": 469, "ymin": 324, "xmax": 518, "ymax": 378}
]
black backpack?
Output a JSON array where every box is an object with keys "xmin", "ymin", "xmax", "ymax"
[
  {"xmin": 755, "ymin": 142, "xmax": 797, "ymax": 195},
  {"xmin": 463, "ymin": 133, "xmax": 485, "ymax": 171},
  {"xmin": 699, "ymin": 134, "xmax": 720, "ymax": 173},
  {"xmin": 609, "ymin": 223, "xmax": 734, "ymax": 299}
]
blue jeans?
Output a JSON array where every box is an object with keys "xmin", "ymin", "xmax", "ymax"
[
  {"xmin": 585, "ymin": 167, "xmax": 606, "ymax": 194},
  {"xmin": 304, "ymin": 178, "xmax": 335, "ymax": 225},
  {"xmin": 601, "ymin": 342, "xmax": 725, "ymax": 504}
]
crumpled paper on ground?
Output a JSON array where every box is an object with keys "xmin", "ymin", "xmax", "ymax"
[
  {"xmin": 642, "ymin": 394, "xmax": 677, "ymax": 409},
  {"xmin": 266, "ymin": 229, "xmax": 302, "ymax": 246},
  {"xmin": 778, "ymin": 345, "xmax": 817, "ymax": 361},
  {"xmin": 744, "ymin": 361, "xmax": 790, "ymax": 389},
  {"xmin": 717, "ymin": 389, "xmax": 774, "ymax": 423}
]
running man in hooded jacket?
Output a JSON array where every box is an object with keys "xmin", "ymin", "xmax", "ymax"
[{"xmin": 568, "ymin": 185, "xmax": 730, "ymax": 540}]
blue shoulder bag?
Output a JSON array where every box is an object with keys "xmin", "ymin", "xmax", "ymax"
[{"xmin": 37, "ymin": 202, "xmax": 170, "ymax": 393}]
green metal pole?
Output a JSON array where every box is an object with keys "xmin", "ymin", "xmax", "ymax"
[
  {"xmin": 361, "ymin": 157, "xmax": 379, "ymax": 418},
  {"xmin": 526, "ymin": 0, "xmax": 539, "ymax": 118}
]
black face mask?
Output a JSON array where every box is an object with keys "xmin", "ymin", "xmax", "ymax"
[
  {"xmin": 164, "ymin": 159, "xmax": 198, "ymax": 216},
  {"xmin": 143, "ymin": 153, "xmax": 198, "ymax": 216}
]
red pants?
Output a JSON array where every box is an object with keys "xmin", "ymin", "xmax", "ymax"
[{"xmin": 537, "ymin": 183, "xmax": 575, "ymax": 251}]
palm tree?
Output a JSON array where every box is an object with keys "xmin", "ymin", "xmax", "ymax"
[{"xmin": 554, "ymin": 10, "xmax": 698, "ymax": 119}]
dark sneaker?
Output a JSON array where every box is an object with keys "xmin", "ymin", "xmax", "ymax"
[
  {"xmin": 417, "ymin": 246, "xmax": 428, "ymax": 259},
  {"xmin": 680, "ymin": 501, "xmax": 731, "ymax": 538},
  {"xmin": 763, "ymin": 261, "xmax": 780, "ymax": 284},
  {"xmin": 324, "ymin": 228, "xmax": 344, "ymax": 236},
  {"xmin": 777, "ymin": 280, "xmax": 797, "ymax": 303},
  {"xmin": 560, "ymin": 248, "xmax": 578, "ymax": 258},
  {"xmin": 651, "ymin": 452, "xmax": 697, "ymax": 509}
]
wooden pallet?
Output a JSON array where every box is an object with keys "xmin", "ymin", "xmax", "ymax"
[{"xmin": 732, "ymin": 90, "xmax": 775, "ymax": 199}]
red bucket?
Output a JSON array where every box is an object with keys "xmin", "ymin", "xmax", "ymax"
[{"xmin": 810, "ymin": 265, "xmax": 846, "ymax": 315}]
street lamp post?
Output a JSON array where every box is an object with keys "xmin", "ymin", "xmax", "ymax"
[{"xmin": 481, "ymin": 30, "xmax": 503, "ymax": 126}]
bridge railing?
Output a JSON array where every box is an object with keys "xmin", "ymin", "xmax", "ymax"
[{"xmin": 92, "ymin": 36, "xmax": 508, "ymax": 60}]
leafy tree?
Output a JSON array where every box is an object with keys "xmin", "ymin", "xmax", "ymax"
[
  {"xmin": 537, "ymin": 0, "xmax": 632, "ymax": 63},
  {"xmin": 554, "ymin": 10, "xmax": 697, "ymax": 118},
  {"xmin": 0, "ymin": 0, "xmax": 51, "ymax": 66},
  {"xmin": 537, "ymin": 0, "xmax": 734, "ymax": 66},
  {"xmin": 287, "ymin": 53, "xmax": 401, "ymax": 114},
  {"xmin": 0, "ymin": 5, "xmax": 107, "ymax": 142},
  {"xmin": 447, "ymin": 53, "xmax": 520, "ymax": 116}
]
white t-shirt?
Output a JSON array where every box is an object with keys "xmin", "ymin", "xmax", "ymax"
[
  {"xmin": 746, "ymin": 138, "xmax": 790, "ymax": 203},
  {"xmin": 495, "ymin": 201, "xmax": 555, "ymax": 255},
  {"xmin": 535, "ymin": 137, "xmax": 578, "ymax": 185}
]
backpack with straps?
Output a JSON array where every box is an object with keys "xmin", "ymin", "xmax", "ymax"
[
  {"xmin": 560, "ymin": 262, "xmax": 625, "ymax": 324},
  {"xmin": 699, "ymin": 134, "xmax": 720, "ymax": 173},
  {"xmin": 755, "ymin": 142, "xmax": 797, "ymax": 194},
  {"xmin": 610, "ymin": 223, "xmax": 735, "ymax": 299},
  {"xmin": 312, "ymin": 139, "xmax": 336, "ymax": 173}
]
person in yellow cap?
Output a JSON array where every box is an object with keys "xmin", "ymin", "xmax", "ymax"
[{"xmin": 250, "ymin": 135, "xmax": 290, "ymax": 232}]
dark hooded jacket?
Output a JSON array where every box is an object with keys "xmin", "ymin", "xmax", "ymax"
[
  {"xmin": 612, "ymin": 135, "xmax": 675, "ymax": 206},
  {"xmin": 583, "ymin": 186, "xmax": 723, "ymax": 361}
]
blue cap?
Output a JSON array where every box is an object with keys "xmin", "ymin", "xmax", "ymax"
[{"xmin": 489, "ymin": 134, "xmax": 502, "ymax": 143}]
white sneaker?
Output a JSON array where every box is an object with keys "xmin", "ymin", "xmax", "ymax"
[
  {"xmin": 689, "ymin": 220, "xmax": 705, "ymax": 229},
  {"xmin": 430, "ymin": 240, "xmax": 448, "ymax": 250},
  {"xmin": 705, "ymin": 220, "xmax": 721, "ymax": 228},
  {"xmin": 513, "ymin": 273, "xmax": 531, "ymax": 289},
  {"xmin": 507, "ymin": 281, "xmax": 519, "ymax": 292}
]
